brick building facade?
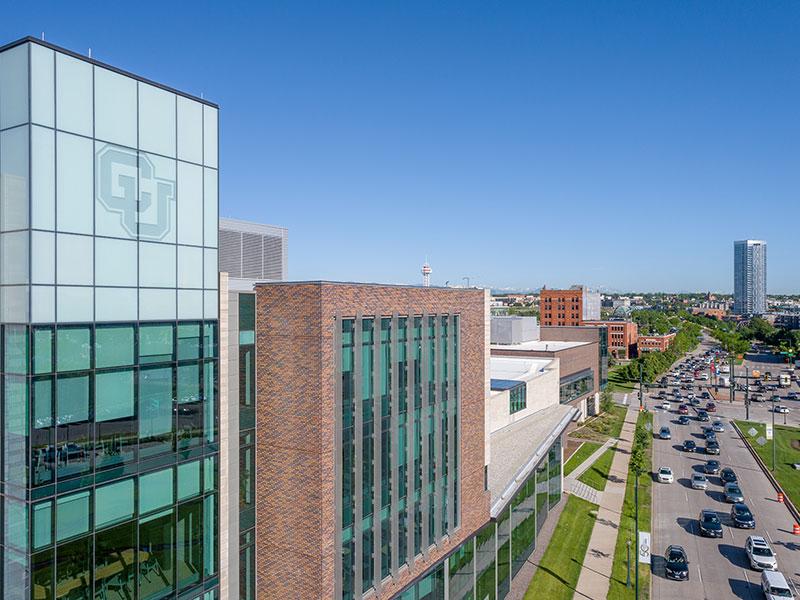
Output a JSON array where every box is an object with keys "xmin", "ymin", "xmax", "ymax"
[
  {"xmin": 638, "ymin": 332, "xmax": 676, "ymax": 353},
  {"xmin": 253, "ymin": 282, "xmax": 490, "ymax": 598},
  {"xmin": 584, "ymin": 319, "xmax": 639, "ymax": 359},
  {"xmin": 539, "ymin": 286, "xmax": 600, "ymax": 326}
]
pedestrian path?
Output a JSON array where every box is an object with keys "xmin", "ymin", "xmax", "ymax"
[
  {"xmin": 569, "ymin": 480, "xmax": 603, "ymax": 505},
  {"xmin": 565, "ymin": 437, "xmax": 618, "ymax": 481},
  {"xmin": 573, "ymin": 403, "xmax": 640, "ymax": 600}
]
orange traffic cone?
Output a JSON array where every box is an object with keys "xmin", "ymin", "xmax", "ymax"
[
  {"xmin": 779, "ymin": 493, "xmax": 785, "ymax": 503},
  {"xmin": 793, "ymin": 524, "xmax": 799, "ymax": 535}
]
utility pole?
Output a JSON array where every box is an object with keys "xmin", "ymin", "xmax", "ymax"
[
  {"xmin": 745, "ymin": 370, "xmax": 750, "ymax": 421},
  {"xmin": 639, "ymin": 361, "xmax": 644, "ymax": 411},
  {"xmin": 635, "ymin": 468, "xmax": 640, "ymax": 599},
  {"xmin": 772, "ymin": 394, "xmax": 776, "ymax": 472}
]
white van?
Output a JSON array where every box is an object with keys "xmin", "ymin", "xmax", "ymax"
[{"xmin": 761, "ymin": 570, "xmax": 794, "ymax": 599}]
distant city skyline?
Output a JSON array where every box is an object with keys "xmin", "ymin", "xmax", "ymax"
[{"xmin": 3, "ymin": 4, "xmax": 799, "ymax": 293}]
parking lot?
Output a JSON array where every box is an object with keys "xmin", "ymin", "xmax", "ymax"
[{"xmin": 650, "ymin": 338, "xmax": 800, "ymax": 599}]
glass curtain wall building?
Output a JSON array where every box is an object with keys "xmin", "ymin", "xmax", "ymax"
[{"xmin": 0, "ymin": 37, "xmax": 220, "ymax": 600}]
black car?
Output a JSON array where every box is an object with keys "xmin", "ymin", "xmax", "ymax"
[
  {"xmin": 730, "ymin": 503, "xmax": 755, "ymax": 528},
  {"xmin": 684, "ymin": 440, "xmax": 697, "ymax": 452},
  {"xmin": 705, "ymin": 440, "xmax": 720, "ymax": 455},
  {"xmin": 698, "ymin": 509, "xmax": 723, "ymax": 538},
  {"xmin": 697, "ymin": 410, "xmax": 709, "ymax": 422},
  {"xmin": 704, "ymin": 459, "xmax": 721, "ymax": 474},
  {"xmin": 701, "ymin": 391, "xmax": 711, "ymax": 399},
  {"xmin": 665, "ymin": 545, "xmax": 690, "ymax": 581},
  {"xmin": 679, "ymin": 415, "xmax": 690, "ymax": 425},
  {"xmin": 721, "ymin": 468, "xmax": 737, "ymax": 484}
]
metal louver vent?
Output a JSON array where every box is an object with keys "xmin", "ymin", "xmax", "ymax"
[{"xmin": 218, "ymin": 218, "xmax": 288, "ymax": 282}]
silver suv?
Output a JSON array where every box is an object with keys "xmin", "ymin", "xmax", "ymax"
[{"xmin": 746, "ymin": 535, "xmax": 777, "ymax": 571}]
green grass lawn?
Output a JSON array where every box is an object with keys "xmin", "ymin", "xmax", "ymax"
[
  {"xmin": 607, "ymin": 411, "xmax": 652, "ymax": 600},
  {"xmin": 570, "ymin": 404, "xmax": 627, "ymax": 443},
  {"xmin": 608, "ymin": 367, "xmax": 637, "ymax": 392},
  {"xmin": 524, "ymin": 495, "xmax": 599, "ymax": 600},
  {"xmin": 564, "ymin": 441, "xmax": 603, "ymax": 477},
  {"xmin": 736, "ymin": 421, "xmax": 800, "ymax": 503},
  {"xmin": 578, "ymin": 445, "xmax": 618, "ymax": 491}
]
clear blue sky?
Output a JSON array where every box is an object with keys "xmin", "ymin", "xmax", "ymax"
[{"xmin": 4, "ymin": 1, "xmax": 799, "ymax": 293}]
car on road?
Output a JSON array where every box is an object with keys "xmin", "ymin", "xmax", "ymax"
[
  {"xmin": 657, "ymin": 466, "xmax": 674, "ymax": 484},
  {"xmin": 697, "ymin": 410, "xmax": 709, "ymax": 421},
  {"xmin": 730, "ymin": 503, "xmax": 755, "ymax": 528},
  {"xmin": 701, "ymin": 391, "xmax": 711, "ymax": 399},
  {"xmin": 712, "ymin": 420, "xmax": 725, "ymax": 432},
  {"xmin": 761, "ymin": 570, "xmax": 793, "ymax": 599},
  {"xmin": 665, "ymin": 545, "xmax": 690, "ymax": 581},
  {"xmin": 659, "ymin": 426, "xmax": 671, "ymax": 440},
  {"xmin": 721, "ymin": 468, "xmax": 737, "ymax": 483},
  {"xmin": 706, "ymin": 402, "xmax": 716, "ymax": 412},
  {"xmin": 699, "ymin": 373, "xmax": 709, "ymax": 380},
  {"xmin": 698, "ymin": 509, "xmax": 723, "ymax": 537},
  {"xmin": 704, "ymin": 459, "xmax": 721, "ymax": 474},
  {"xmin": 724, "ymin": 482, "xmax": 744, "ymax": 503},
  {"xmin": 687, "ymin": 392, "xmax": 696, "ymax": 400},
  {"xmin": 661, "ymin": 401, "xmax": 671, "ymax": 410},
  {"xmin": 678, "ymin": 415, "xmax": 689, "ymax": 425},
  {"xmin": 683, "ymin": 440, "xmax": 697, "ymax": 452},
  {"xmin": 691, "ymin": 473, "xmax": 708, "ymax": 490},
  {"xmin": 751, "ymin": 393, "xmax": 765, "ymax": 402},
  {"xmin": 746, "ymin": 535, "xmax": 778, "ymax": 571},
  {"xmin": 705, "ymin": 440, "xmax": 720, "ymax": 455},
  {"xmin": 775, "ymin": 405, "xmax": 789, "ymax": 414},
  {"xmin": 658, "ymin": 391, "xmax": 667, "ymax": 400},
  {"xmin": 691, "ymin": 398, "xmax": 702, "ymax": 406},
  {"xmin": 678, "ymin": 404, "xmax": 689, "ymax": 414},
  {"xmin": 788, "ymin": 392, "xmax": 799, "ymax": 400},
  {"xmin": 673, "ymin": 388, "xmax": 681, "ymax": 396}
]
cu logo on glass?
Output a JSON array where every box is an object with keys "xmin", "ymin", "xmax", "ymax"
[{"xmin": 96, "ymin": 144, "xmax": 175, "ymax": 240}]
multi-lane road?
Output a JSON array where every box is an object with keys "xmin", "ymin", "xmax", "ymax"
[{"xmin": 650, "ymin": 337, "xmax": 800, "ymax": 599}]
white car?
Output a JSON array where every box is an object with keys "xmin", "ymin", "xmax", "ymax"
[
  {"xmin": 747, "ymin": 535, "xmax": 778, "ymax": 571},
  {"xmin": 657, "ymin": 466, "xmax": 674, "ymax": 484},
  {"xmin": 775, "ymin": 405, "xmax": 789, "ymax": 414},
  {"xmin": 712, "ymin": 421, "xmax": 725, "ymax": 433},
  {"xmin": 700, "ymin": 373, "xmax": 709, "ymax": 380},
  {"xmin": 661, "ymin": 401, "xmax": 671, "ymax": 410},
  {"xmin": 691, "ymin": 473, "xmax": 708, "ymax": 490}
]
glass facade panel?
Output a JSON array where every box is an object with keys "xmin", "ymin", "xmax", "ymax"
[
  {"xmin": 56, "ymin": 490, "xmax": 91, "ymax": 542},
  {"xmin": 203, "ymin": 169, "xmax": 218, "ymax": 247},
  {"xmin": 139, "ymin": 508, "xmax": 175, "ymax": 599},
  {"xmin": 95, "ymin": 324, "xmax": 135, "ymax": 368},
  {"xmin": 0, "ymin": 43, "xmax": 28, "ymax": 129},
  {"xmin": 139, "ymin": 84, "xmax": 176, "ymax": 157},
  {"xmin": 57, "ymin": 233, "xmax": 94, "ymax": 285},
  {"xmin": 0, "ymin": 231, "xmax": 28, "ymax": 284},
  {"xmin": 95, "ymin": 67, "xmax": 137, "ymax": 148},
  {"xmin": 178, "ymin": 245, "xmax": 204, "ymax": 288},
  {"xmin": 95, "ymin": 237, "xmax": 137, "ymax": 286},
  {"xmin": 95, "ymin": 287, "xmax": 138, "ymax": 322},
  {"xmin": 30, "ymin": 43, "xmax": 54, "ymax": 127},
  {"xmin": 56, "ymin": 132, "xmax": 93, "ymax": 234},
  {"xmin": 95, "ymin": 521, "xmax": 136, "ymax": 600},
  {"xmin": 31, "ymin": 125, "xmax": 56, "ymax": 230},
  {"xmin": 139, "ymin": 366, "xmax": 175, "ymax": 458},
  {"xmin": 140, "ymin": 241, "xmax": 177, "ymax": 287},
  {"xmin": 140, "ymin": 468, "xmax": 174, "ymax": 515},
  {"xmin": 177, "ymin": 162, "xmax": 203, "ymax": 246},
  {"xmin": 95, "ymin": 368, "xmax": 136, "ymax": 470},
  {"xmin": 56, "ymin": 374, "xmax": 92, "ymax": 479},
  {"xmin": 140, "ymin": 288, "xmax": 177, "ymax": 321},
  {"xmin": 95, "ymin": 477, "xmax": 135, "ymax": 528},
  {"xmin": 57, "ymin": 326, "xmax": 91, "ymax": 371},
  {"xmin": 140, "ymin": 324, "xmax": 174, "ymax": 363},
  {"xmin": 177, "ymin": 96, "xmax": 203, "ymax": 164},
  {"xmin": 55, "ymin": 52, "xmax": 93, "ymax": 136},
  {"xmin": 0, "ymin": 124, "xmax": 29, "ymax": 231},
  {"xmin": 57, "ymin": 286, "xmax": 94, "ymax": 323},
  {"xmin": 32, "ymin": 377, "xmax": 55, "ymax": 486},
  {"xmin": 31, "ymin": 230, "xmax": 55, "ymax": 284},
  {"xmin": 202, "ymin": 106, "xmax": 218, "ymax": 168},
  {"xmin": 95, "ymin": 141, "xmax": 138, "ymax": 240},
  {"xmin": 55, "ymin": 534, "xmax": 91, "ymax": 599},
  {"xmin": 559, "ymin": 370, "xmax": 594, "ymax": 404}
]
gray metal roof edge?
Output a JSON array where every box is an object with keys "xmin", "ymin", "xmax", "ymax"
[
  {"xmin": 490, "ymin": 406, "xmax": 580, "ymax": 518},
  {"xmin": 0, "ymin": 36, "xmax": 218, "ymax": 108}
]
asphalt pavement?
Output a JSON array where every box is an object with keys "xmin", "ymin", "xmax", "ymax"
[{"xmin": 650, "ymin": 338, "xmax": 800, "ymax": 600}]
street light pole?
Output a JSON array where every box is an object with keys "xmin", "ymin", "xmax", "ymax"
[
  {"xmin": 638, "ymin": 362, "xmax": 643, "ymax": 411},
  {"xmin": 772, "ymin": 394, "xmax": 776, "ymax": 472},
  {"xmin": 745, "ymin": 370, "xmax": 750, "ymax": 421},
  {"xmin": 730, "ymin": 355, "xmax": 735, "ymax": 404},
  {"xmin": 635, "ymin": 467, "xmax": 640, "ymax": 600}
]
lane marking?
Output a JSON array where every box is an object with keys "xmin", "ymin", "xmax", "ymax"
[
  {"xmin": 766, "ymin": 530, "xmax": 774, "ymax": 544},
  {"xmin": 728, "ymin": 526, "xmax": 735, "ymax": 540},
  {"xmin": 685, "ymin": 492, "xmax": 688, "ymax": 502},
  {"xmin": 697, "ymin": 564, "xmax": 703, "ymax": 583}
]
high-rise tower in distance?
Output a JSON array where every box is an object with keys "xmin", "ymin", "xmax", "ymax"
[
  {"xmin": 733, "ymin": 239, "xmax": 767, "ymax": 316},
  {"xmin": 421, "ymin": 262, "xmax": 432, "ymax": 287}
]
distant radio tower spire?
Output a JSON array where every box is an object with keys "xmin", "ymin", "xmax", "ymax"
[{"xmin": 421, "ymin": 259, "xmax": 432, "ymax": 287}]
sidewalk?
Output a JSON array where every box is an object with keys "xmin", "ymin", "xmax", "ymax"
[
  {"xmin": 564, "ymin": 437, "xmax": 618, "ymax": 505},
  {"xmin": 573, "ymin": 403, "xmax": 640, "ymax": 600}
]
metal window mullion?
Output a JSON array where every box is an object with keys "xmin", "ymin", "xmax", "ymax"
[
  {"xmin": 405, "ymin": 313, "xmax": 414, "ymax": 571},
  {"xmin": 421, "ymin": 311, "xmax": 429, "ymax": 559},
  {"xmin": 354, "ymin": 311, "xmax": 363, "ymax": 598},
  {"xmin": 334, "ymin": 312, "xmax": 343, "ymax": 600},
  {"xmin": 373, "ymin": 313, "xmax": 382, "ymax": 595},
  {"xmin": 390, "ymin": 311, "xmax": 399, "ymax": 579},
  {"xmin": 447, "ymin": 313, "xmax": 455, "ymax": 536},
  {"xmin": 433, "ymin": 312, "xmax": 442, "ymax": 547}
]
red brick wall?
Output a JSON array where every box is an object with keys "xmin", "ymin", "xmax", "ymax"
[
  {"xmin": 540, "ymin": 289, "xmax": 583, "ymax": 326},
  {"xmin": 255, "ymin": 283, "xmax": 491, "ymax": 599}
]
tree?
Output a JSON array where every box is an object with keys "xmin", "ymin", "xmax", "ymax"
[{"xmin": 600, "ymin": 388, "xmax": 614, "ymax": 413}]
